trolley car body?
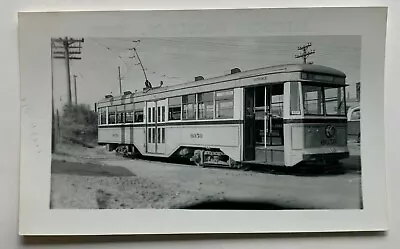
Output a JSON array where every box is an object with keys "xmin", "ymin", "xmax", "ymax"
[{"xmin": 96, "ymin": 63, "xmax": 349, "ymax": 167}]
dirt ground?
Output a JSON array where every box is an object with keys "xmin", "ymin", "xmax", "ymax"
[
  {"xmin": 51, "ymin": 144, "xmax": 218, "ymax": 209},
  {"xmin": 50, "ymin": 143, "xmax": 362, "ymax": 210}
]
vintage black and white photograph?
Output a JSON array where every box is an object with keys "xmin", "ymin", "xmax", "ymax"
[
  {"xmin": 18, "ymin": 7, "xmax": 388, "ymax": 235},
  {"xmin": 49, "ymin": 35, "xmax": 362, "ymax": 210}
]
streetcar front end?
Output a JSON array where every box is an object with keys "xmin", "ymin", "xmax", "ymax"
[{"xmin": 286, "ymin": 72, "xmax": 350, "ymax": 166}]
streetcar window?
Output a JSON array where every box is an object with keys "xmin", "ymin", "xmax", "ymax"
[
  {"xmin": 134, "ymin": 102, "xmax": 144, "ymax": 122},
  {"xmin": 157, "ymin": 106, "xmax": 161, "ymax": 122},
  {"xmin": 161, "ymin": 128, "xmax": 165, "ymax": 143},
  {"xmin": 271, "ymin": 85, "xmax": 284, "ymax": 117},
  {"xmin": 301, "ymin": 83, "xmax": 346, "ymax": 116},
  {"xmin": 97, "ymin": 107, "xmax": 101, "ymax": 125},
  {"xmin": 152, "ymin": 127, "xmax": 156, "ymax": 143},
  {"xmin": 290, "ymin": 82, "xmax": 301, "ymax": 115},
  {"xmin": 116, "ymin": 105, "xmax": 125, "ymax": 124},
  {"xmin": 152, "ymin": 107, "xmax": 156, "ymax": 123},
  {"xmin": 100, "ymin": 107, "xmax": 107, "ymax": 125},
  {"xmin": 97, "ymin": 107, "xmax": 100, "ymax": 125},
  {"xmin": 215, "ymin": 89, "xmax": 234, "ymax": 119},
  {"xmin": 302, "ymin": 84, "xmax": 324, "ymax": 115},
  {"xmin": 182, "ymin": 94, "xmax": 196, "ymax": 120},
  {"xmin": 161, "ymin": 106, "xmax": 165, "ymax": 122},
  {"xmin": 148, "ymin": 107, "xmax": 152, "ymax": 122},
  {"xmin": 325, "ymin": 86, "xmax": 346, "ymax": 116},
  {"xmin": 125, "ymin": 104, "xmax": 134, "ymax": 123},
  {"xmin": 197, "ymin": 92, "xmax": 214, "ymax": 119},
  {"xmin": 108, "ymin": 106, "xmax": 116, "ymax": 124},
  {"xmin": 168, "ymin": 96, "xmax": 181, "ymax": 121},
  {"xmin": 255, "ymin": 86, "xmax": 265, "ymax": 107},
  {"xmin": 157, "ymin": 128, "xmax": 161, "ymax": 143}
]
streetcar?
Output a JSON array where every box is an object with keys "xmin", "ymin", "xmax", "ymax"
[{"xmin": 95, "ymin": 63, "xmax": 349, "ymax": 168}]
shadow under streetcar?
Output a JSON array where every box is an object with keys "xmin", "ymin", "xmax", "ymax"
[{"xmin": 119, "ymin": 150, "xmax": 360, "ymax": 177}]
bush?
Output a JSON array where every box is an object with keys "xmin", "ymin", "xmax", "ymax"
[{"xmin": 60, "ymin": 104, "xmax": 98, "ymax": 147}]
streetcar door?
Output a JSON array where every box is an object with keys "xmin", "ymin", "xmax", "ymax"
[
  {"xmin": 146, "ymin": 102, "xmax": 156, "ymax": 153},
  {"xmin": 243, "ymin": 88, "xmax": 256, "ymax": 160},
  {"xmin": 155, "ymin": 99, "xmax": 167, "ymax": 154},
  {"xmin": 253, "ymin": 84, "xmax": 284, "ymax": 165},
  {"xmin": 265, "ymin": 85, "xmax": 284, "ymax": 165}
]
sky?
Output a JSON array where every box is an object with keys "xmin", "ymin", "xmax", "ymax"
[{"xmin": 52, "ymin": 35, "xmax": 361, "ymax": 111}]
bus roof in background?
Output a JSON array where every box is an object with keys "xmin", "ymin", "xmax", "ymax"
[{"xmin": 96, "ymin": 63, "xmax": 346, "ymax": 103}]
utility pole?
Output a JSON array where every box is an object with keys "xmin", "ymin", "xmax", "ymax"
[
  {"xmin": 73, "ymin": 74, "xmax": 78, "ymax": 105},
  {"xmin": 118, "ymin": 66, "xmax": 122, "ymax": 95},
  {"xmin": 295, "ymin": 42, "xmax": 315, "ymax": 64},
  {"xmin": 64, "ymin": 38, "xmax": 72, "ymax": 104},
  {"xmin": 51, "ymin": 37, "xmax": 84, "ymax": 105},
  {"xmin": 51, "ymin": 39, "xmax": 56, "ymax": 152}
]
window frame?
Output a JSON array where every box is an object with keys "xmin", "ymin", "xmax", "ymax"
[
  {"xmin": 301, "ymin": 82, "xmax": 347, "ymax": 117},
  {"xmin": 301, "ymin": 83, "xmax": 325, "ymax": 116},
  {"xmin": 125, "ymin": 103, "xmax": 134, "ymax": 123},
  {"xmin": 116, "ymin": 105, "xmax": 125, "ymax": 124},
  {"xmin": 182, "ymin": 94, "xmax": 196, "ymax": 120},
  {"xmin": 215, "ymin": 89, "xmax": 234, "ymax": 119},
  {"xmin": 289, "ymin": 82, "xmax": 301, "ymax": 115},
  {"xmin": 168, "ymin": 96, "xmax": 182, "ymax": 121},
  {"xmin": 98, "ymin": 107, "xmax": 107, "ymax": 125},
  {"xmin": 197, "ymin": 91, "xmax": 215, "ymax": 120},
  {"xmin": 134, "ymin": 102, "xmax": 144, "ymax": 123},
  {"xmin": 324, "ymin": 85, "xmax": 347, "ymax": 117},
  {"xmin": 107, "ymin": 106, "xmax": 117, "ymax": 124}
]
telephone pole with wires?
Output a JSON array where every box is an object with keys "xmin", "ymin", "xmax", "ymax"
[
  {"xmin": 51, "ymin": 37, "xmax": 84, "ymax": 105},
  {"xmin": 295, "ymin": 42, "xmax": 315, "ymax": 64}
]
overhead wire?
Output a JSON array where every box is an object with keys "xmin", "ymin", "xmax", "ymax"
[{"xmin": 87, "ymin": 37, "xmax": 359, "ymax": 90}]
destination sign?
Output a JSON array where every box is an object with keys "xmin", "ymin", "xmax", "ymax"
[
  {"xmin": 313, "ymin": 74, "xmax": 334, "ymax": 82},
  {"xmin": 254, "ymin": 76, "xmax": 268, "ymax": 82},
  {"xmin": 301, "ymin": 73, "xmax": 335, "ymax": 82}
]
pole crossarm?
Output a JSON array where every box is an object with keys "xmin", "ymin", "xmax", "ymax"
[
  {"xmin": 50, "ymin": 37, "xmax": 84, "ymax": 105},
  {"xmin": 295, "ymin": 42, "xmax": 315, "ymax": 64}
]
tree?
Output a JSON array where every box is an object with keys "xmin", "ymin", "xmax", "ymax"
[{"xmin": 60, "ymin": 104, "xmax": 98, "ymax": 147}]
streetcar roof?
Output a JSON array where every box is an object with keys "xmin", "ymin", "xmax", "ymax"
[{"xmin": 97, "ymin": 63, "xmax": 346, "ymax": 103}]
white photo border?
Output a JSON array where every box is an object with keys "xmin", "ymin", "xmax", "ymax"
[{"xmin": 18, "ymin": 7, "xmax": 388, "ymax": 235}]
